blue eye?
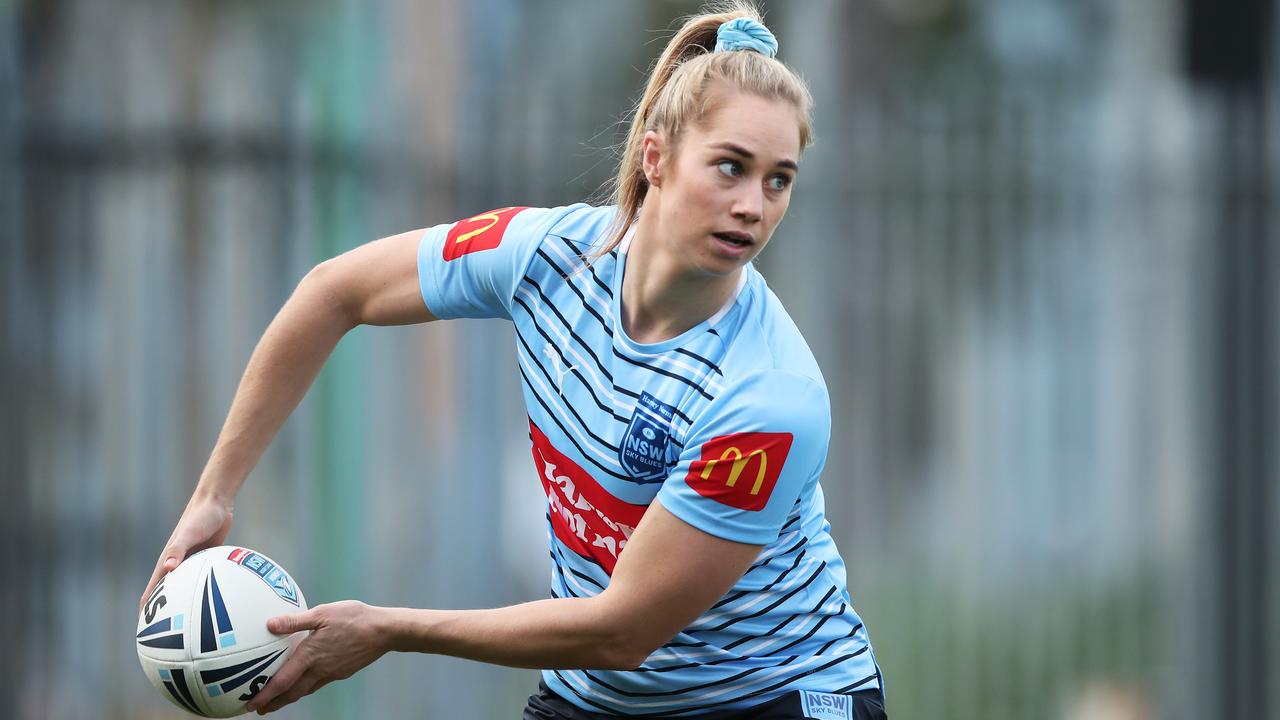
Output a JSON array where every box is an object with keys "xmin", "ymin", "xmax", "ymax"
[
  {"xmin": 768, "ymin": 174, "xmax": 792, "ymax": 191},
  {"xmin": 717, "ymin": 160, "xmax": 742, "ymax": 177}
]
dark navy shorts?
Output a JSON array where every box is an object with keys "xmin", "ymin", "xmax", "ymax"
[{"xmin": 522, "ymin": 680, "xmax": 888, "ymax": 720}]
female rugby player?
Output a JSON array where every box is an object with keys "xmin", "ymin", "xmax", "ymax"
[{"xmin": 141, "ymin": 3, "xmax": 886, "ymax": 718}]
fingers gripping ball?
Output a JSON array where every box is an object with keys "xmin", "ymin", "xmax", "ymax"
[{"xmin": 136, "ymin": 546, "xmax": 309, "ymax": 717}]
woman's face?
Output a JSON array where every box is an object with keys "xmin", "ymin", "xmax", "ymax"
[{"xmin": 645, "ymin": 87, "xmax": 802, "ymax": 277}]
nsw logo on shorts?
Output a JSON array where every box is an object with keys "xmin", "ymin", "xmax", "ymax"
[
  {"xmin": 619, "ymin": 391, "xmax": 676, "ymax": 484},
  {"xmin": 800, "ymin": 690, "xmax": 854, "ymax": 720}
]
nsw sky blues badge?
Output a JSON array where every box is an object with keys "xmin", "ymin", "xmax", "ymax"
[{"xmin": 619, "ymin": 391, "xmax": 676, "ymax": 483}]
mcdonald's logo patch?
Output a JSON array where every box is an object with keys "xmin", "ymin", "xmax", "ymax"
[
  {"xmin": 442, "ymin": 206, "xmax": 529, "ymax": 261},
  {"xmin": 685, "ymin": 432, "xmax": 793, "ymax": 511}
]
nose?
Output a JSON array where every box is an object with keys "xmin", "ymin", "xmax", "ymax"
[{"xmin": 730, "ymin": 185, "xmax": 762, "ymax": 225}]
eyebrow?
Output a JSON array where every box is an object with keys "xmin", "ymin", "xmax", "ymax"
[{"xmin": 709, "ymin": 141, "xmax": 799, "ymax": 171}]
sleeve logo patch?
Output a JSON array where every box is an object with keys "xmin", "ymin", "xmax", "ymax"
[
  {"xmin": 442, "ymin": 206, "xmax": 529, "ymax": 261},
  {"xmin": 685, "ymin": 432, "xmax": 793, "ymax": 511}
]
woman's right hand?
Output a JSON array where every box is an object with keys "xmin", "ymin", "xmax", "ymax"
[{"xmin": 139, "ymin": 493, "xmax": 235, "ymax": 611}]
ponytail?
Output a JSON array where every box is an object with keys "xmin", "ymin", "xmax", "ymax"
[{"xmin": 593, "ymin": 1, "xmax": 813, "ymax": 259}]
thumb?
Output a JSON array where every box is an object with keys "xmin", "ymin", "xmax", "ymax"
[{"xmin": 268, "ymin": 609, "xmax": 319, "ymax": 635}]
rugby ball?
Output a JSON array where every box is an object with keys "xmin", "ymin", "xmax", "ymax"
[{"xmin": 136, "ymin": 546, "xmax": 308, "ymax": 717}]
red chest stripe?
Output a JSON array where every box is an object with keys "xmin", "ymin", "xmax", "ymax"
[{"xmin": 530, "ymin": 421, "xmax": 649, "ymax": 575}]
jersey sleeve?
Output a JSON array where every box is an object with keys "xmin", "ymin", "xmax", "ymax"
[
  {"xmin": 656, "ymin": 369, "xmax": 831, "ymax": 545},
  {"xmin": 417, "ymin": 205, "xmax": 578, "ymax": 321}
]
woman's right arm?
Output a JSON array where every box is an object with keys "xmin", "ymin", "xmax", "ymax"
[{"xmin": 140, "ymin": 228, "xmax": 435, "ymax": 609}]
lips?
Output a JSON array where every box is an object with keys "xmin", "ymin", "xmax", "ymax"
[{"xmin": 712, "ymin": 231, "xmax": 754, "ymax": 247}]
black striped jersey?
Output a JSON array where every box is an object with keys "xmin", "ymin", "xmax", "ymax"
[{"xmin": 416, "ymin": 203, "xmax": 882, "ymax": 716}]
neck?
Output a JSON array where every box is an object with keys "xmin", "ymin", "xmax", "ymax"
[{"xmin": 620, "ymin": 206, "xmax": 742, "ymax": 344}]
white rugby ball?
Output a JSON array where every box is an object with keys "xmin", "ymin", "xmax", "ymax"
[{"xmin": 136, "ymin": 546, "xmax": 308, "ymax": 717}]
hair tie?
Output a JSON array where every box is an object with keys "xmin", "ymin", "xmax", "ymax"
[{"xmin": 714, "ymin": 17, "xmax": 778, "ymax": 58}]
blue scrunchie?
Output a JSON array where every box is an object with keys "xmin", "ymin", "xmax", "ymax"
[{"xmin": 714, "ymin": 17, "xmax": 778, "ymax": 58}]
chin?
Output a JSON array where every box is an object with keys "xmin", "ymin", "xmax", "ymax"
[{"xmin": 696, "ymin": 255, "xmax": 752, "ymax": 277}]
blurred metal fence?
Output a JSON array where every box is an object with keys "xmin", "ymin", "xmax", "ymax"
[{"xmin": 2, "ymin": 1, "xmax": 1277, "ymax": 719}]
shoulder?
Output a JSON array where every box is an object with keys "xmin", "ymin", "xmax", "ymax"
[
  {"xmin": 511, "ymin": 204, "xmax": 622, "ymax": 287},
  {"xmin": 543, "ymin": 204, "xmax": 620, "ymax": 251},
  {"xmin": 497, "ymin": 203, "xmax": 603, "ymax": 246},
  {"xmin": 715, "ymin": 367, "xmax": 829, "ymax": 422},
  {"xmin": 684, "ymin": 366, "xmax": 830, "ymax": 476}
]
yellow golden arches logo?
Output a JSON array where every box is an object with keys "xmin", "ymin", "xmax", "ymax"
[
  {"xmin": 699, "ymin": 447, "xmax": 769, "ymax": 495},
  {"xmin": 451, "ymin": 208, "xmax": 510, "ymax": 246},
  {"xmin": 442, "ymin": 206, "xmax": 529, "ymax": 262},
  {"xmin": 686, "ymin": 432, "xmax": 791, "ymax": 511}
]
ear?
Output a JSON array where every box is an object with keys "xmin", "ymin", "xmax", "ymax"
[{"xmin": 641, "ymin": 130, "xmax": 665, "ymax": 187}]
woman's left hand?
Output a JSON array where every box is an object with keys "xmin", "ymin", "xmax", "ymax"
[{"xmin": 246, "ymin": 600, "xmax": 391, "ymax": 715}]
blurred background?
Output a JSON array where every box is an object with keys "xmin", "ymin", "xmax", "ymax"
[{"xmin": 2, "ymin": 0, "xmax": 1277, "ymax": 718}]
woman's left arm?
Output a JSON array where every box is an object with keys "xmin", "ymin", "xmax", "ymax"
[{"xmin": 246, "ymin": 498, "xmax": 763, "ymax": 714}]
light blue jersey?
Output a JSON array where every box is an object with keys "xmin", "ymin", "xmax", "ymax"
[{"xmin": 417, "ymin": 204, "xmax": 882, "ymax": 716}]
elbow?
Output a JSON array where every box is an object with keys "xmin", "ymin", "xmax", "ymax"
[
  {"xmin": 299, "ymin": 260, "xmax": 361, "ymax": 329},
  {"xmin": 598, "ymin": 643, "xmax": 651, "ymax": 671},
  {"xmin": 598, "ymin": 630, "xmax": 661, "ymax": 671},
  {"xmin": 588, "ymin": 594, "xmax": 664, "ymax": 670}
]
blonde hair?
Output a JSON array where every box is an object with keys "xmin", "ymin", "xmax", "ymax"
[{"xmin": 595, "ymin": 1, "xmax": 814, "ymax": 257}]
